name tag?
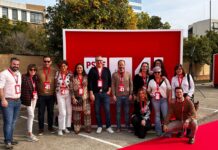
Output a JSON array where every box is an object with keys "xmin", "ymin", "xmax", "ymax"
[
  {"xmin": 118, "ymin": 84, "xmax": 125, "ymax": 92},
  {"xmin": 155, "ymin": 92, "xmax": 161, "ymax": 100},
  {"xmin": 78, "ymin": 88, "xmax": 84, "ymax": 96},
  {"xmin": 60, "ymin": 87, "xmax": 66, "ymax": 95},
  {"xmin": 44, "ymin": 82, "xmax": 51, "ymax": 90},
  {"xmin": 32, "ymin": 91, "xmax": 38, "ymax": 100},
  {"xmin": 98, "ymin": 79, "xmax": 103, "ymax": 88},
  {"xmin": 15, "ymin": 85, "xmax": 21, "ymax": 94}
]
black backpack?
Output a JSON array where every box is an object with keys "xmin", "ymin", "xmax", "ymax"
[{"xmin": 187, "ymin": 74, "xmax": 199, "ymax": 111}]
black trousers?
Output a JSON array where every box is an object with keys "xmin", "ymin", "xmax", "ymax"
[
  {"xmin": 38, "ymin": 95, "xmax": 55, "ymax": 130},
  {"xmin": 132, "ymin": 115, "xmax": 151, "ymax": 138}
]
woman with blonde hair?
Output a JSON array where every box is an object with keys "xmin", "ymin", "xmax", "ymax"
[{"xmin": 131, "ymin": 88, "xmax": 151, "ymax": 138}]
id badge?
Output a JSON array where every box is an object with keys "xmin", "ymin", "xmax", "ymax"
[
  {"xmin": 155, "ymin": 92, "xmax": 161, "ymax": 100},
  {"xmin": 118, "ymin": 84, "xmax": 125, "ymax": 92},
  {"xmin": 98, "ymin": 79, "xmax": 103, "ymax": 88},
  {"xmin": 60, "ymin": 87, "xmax": 66, "ymax": 95},
  {"xmin": 78, "ymin": 88, "xmax": 84, "ymax": 96},
  {"xmin": 15, "ymin": 84, "xmax": 21, "ymax": 94},
  {"xmin": 143, "ymin": 86, "xmax": 147, "ymax": 90},
  {"xmin": 44, "ymin": 82, "xmax": 51, "ymax": 90},
  {"xmin": 32, "ymin": 91, "xmax": 38, "ymax": 100}
]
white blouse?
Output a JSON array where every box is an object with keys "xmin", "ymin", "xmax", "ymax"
[
  {"xmin": 147, "ymin": 78, "xmax": 171, "ymax": 98},
  {"xmin": 171, "ymin": 74, "xmax": 195, "ymax": 99}
]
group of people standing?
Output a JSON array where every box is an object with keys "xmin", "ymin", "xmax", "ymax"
[{"xmin": 0, "ymin": 55, "xmax": 198, "ymax": 149}]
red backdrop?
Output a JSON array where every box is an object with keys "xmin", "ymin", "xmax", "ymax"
[
  {"xmin": 213, "ymin": 54, "xmax": 218, "ymax": 87},
  {"xmin": 63, "ymin": 30, "xmax": 183, "ymax": 125}
]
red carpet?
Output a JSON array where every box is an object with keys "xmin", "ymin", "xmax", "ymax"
[{"xmin": 120, "ymin": 120, "xmax": 218, "ymax": 150}]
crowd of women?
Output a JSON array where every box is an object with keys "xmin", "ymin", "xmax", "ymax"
[{"xmin": 0, "ymin": 55, "xmax": 196, "ymax": 148}]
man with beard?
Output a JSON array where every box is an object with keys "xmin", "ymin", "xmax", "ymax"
[
  {"xmin": 0, "ymin": 57, "xmax": 21, "ymax": 149},
  {"xmin": 163, "ymin": 87, "xmax": 198, "ymax": 144}
]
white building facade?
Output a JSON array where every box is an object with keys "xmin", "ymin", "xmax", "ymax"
[
  {"xmin": 128, "ymin": 0, "xmax": 142, "ymax": 13},
  {"xmin": 188, "ymin": 19, "xmax": 218, "ymax": 36},
  {"xmin": 0, "ymin": 0, "xmax": 45, "ymax": 24}
]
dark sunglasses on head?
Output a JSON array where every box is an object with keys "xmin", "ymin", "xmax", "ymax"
[{"xmin": 44, "ymin": 60, "xmax": 51, "ymax": 63}]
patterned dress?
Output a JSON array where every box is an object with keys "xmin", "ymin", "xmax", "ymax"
[{"xmin": 71, "ymin": 75, "xmax": 91, "ymax": 133}]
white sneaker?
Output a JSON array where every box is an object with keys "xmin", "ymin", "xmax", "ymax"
[
  {"xmin": 106, "ymin": 127, "xmax": 114, "ymax": 133},
  {"xmin": 64, "ymin": 128, "xmax": 70, "ymax": 134},
  {"xmin": 27, "ymin": 134, "xmax": 39, "ymax": 142},
  {"xmin": 96, "ymin": 127, "xmax": 102, "ymax": 134},
  {"xmin": 58, "ymin": 130, "xmax": 63, "ymax": 136}
]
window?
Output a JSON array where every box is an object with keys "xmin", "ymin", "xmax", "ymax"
[
  {"xmin": 2, "ymin": 7, "xmax": 8, "ymax": 18},
  {"xmin": 12, "ymin": 9, "xmax": 18, "ymax": 20},
  {"xmin": 131, "ymin": 5, "xmax": 142, "ymax": 10},
  {"xmin": 30, "ymin": 12, "xmax": 43, "ymax": 24},
  {"xmin": 129, "ymin": 0, "xmax": 142, "ymax": 3},
  {"xmin": 21, "ymin": 11, "xmax": 27, "ymax": 22}
]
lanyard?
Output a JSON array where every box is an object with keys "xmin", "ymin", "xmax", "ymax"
[
  {"xmin": 180, "ymin": 100, "xmax": 185, "ymax": 123},
  {"xmin": 78, "ymin": 76, "xmax": 83, "ymax": 88},
  {"xmin": 178, "ymin": 75, "xmax": 183, "ymax": 87},
  {"xmin": 98, "ymin": 68, "xmax": 102, "ymax": 79},
  {"xmin": 30, "ymin": 76, "xmax": 36, "ymax": 91},
  {"xmin": 43, "ymin": 67, "xmax": 50, "ymax": 81},
  {"xmin": 155, "ymin": 80, "xmax": 160, "ymax": 91},
  {"xmin": 61, "ymin": 72, "xmax": 67, "ymax": 85},
  {"xmin": 8, "ymin": 68, "xmax": 19, "ymax": 84},
  {"xmin": 119, "ymin": 72, "xmax": 124, "ymax": 84}
]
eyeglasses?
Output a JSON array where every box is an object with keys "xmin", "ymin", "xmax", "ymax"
[
  {"xmin": 154, "ymin": 72, "xmax": 161, "ymax": 74},
  {"xmin": 29, "ymin": 69, "xmax": 36, "ymax": 71},
  {"xmin": 44, "ymin": 60, "xmax": 51, "ymax": 63}
]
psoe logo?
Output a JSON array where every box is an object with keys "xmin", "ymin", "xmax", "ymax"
[{"xmin": 84, "ymin": 57, "xmax": 107, "ymax": 73}]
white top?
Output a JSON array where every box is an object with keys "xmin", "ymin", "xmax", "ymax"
[
  {"xmin": 147, "ymin": 78, "xmax": 171, "ymax": 98},
  {"xmin": 0, "ymin": 69, "xmax": 22, "ymax": 99},
  {"xmin": 171, "ymin": 74, "xmax": 195, "ymax": 99}
]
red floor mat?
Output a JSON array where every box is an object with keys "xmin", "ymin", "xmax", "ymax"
[{"xmin": 120, "ymin": 120, "xmax": 218, "ymax": 150}]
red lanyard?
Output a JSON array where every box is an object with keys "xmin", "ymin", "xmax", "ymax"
[
  {"xmin": 8, "ymin": 68, "xmax": 18, "ymax": 84},
  {"xmin": 178, "ymin": 75, "xmax": 183, "ymax": 87},
  {"xmin": 30, "ymin": 76, "xmax": 36, "ymax": 91},
  {"xmin": 181, "ymin": 100, "xmax": 185, "ymax": 122},
  {"xmin": 78, "ymin": 76, "xmax": 83, "ymax": 87},
  {"xmin": 98, "ymin": 68, "xmax": 102, "ymax": 79},
  {"xmin": 119, "ymin": 72, "xmax": 124, "ymax": 84},
  {"xmin": 140, "ymin": 100, "xmax": 146, "ymax": 110},
  {"xmin": 61, "ymin": 72, "xmax": 67, "ymax": 85},
  {"xmin": 43, "ymin": 67, "xmax": 50, "ymax": 81},
  {"xmin": 155, "ymin": 80, "xmax": 160, "ymax": 91}
]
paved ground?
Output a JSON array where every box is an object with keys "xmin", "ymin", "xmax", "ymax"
[{"xmin": 0, "ymin": 82, "xmax": 218, "ymax": 150}]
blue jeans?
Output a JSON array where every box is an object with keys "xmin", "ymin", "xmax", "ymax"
[
  {"xmin": 0, "ymin": 99, "xmax": 21, "ymax": 144},
  {"xmin": 94, "ymin": 93, "xmax": 111, "ymax": 128},
  {"xmin": 151, "ymin": 98, "xmax": 168, "ymax": 135},
  {"xmin": 116, "ymin": 96, "xmax": 129, "ymax": 129}
]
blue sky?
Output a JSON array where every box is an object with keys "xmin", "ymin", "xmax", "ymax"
[{"xmin": 12, "ymin": 0, "xmax": 218, "ymax": 36}]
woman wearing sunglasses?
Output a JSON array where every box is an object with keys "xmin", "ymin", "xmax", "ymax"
[
  {"xmin": 147, "ymin": 66, "xmax": 171, "ymax": 136},
  {"xmin": 21, "ymin": 64, "xmax": 39, "ymax": 142}
]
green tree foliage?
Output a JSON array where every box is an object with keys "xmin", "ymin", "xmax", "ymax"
[
  {"xmin": 136, "ymin": 13, "xmax": 171, "ymax": 29},
  {"xmin": 0, "ymin": 17, "xmax": 47, "ymax": 55},
  {"xmin": 206, "ymin": 31, "xmax": 218, "ymax": 55},
  {"xmin": 45, "ymin": 0, "xmax": 137, "ymax": 58},
  {"xmin": 183, "ymin": 36, "xmax": 212, "ymax": 65}
]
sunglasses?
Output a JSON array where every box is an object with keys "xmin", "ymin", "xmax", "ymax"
[
  {"xmin": 154, "ymin": 72, "xmax": 161, "ymax": 74},
  {"xmin": 29, "ymin": 69, "xmax": 36, "ymax": 71},
  {"xmin": 44, "ymin": 60, "xmax": 51, "ymax": 63}
]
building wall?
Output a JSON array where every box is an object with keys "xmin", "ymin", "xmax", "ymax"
[
  {"xmin": 188, "ymin": 19, "xmax": 218, "ymax": 36},
  {"xmin": 0, "ymin": 0, "xmax": 45, "ymax": 24},
  {"xmin": 128, "ymin": 0, "xmax": 142, "ymax": 13}
]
